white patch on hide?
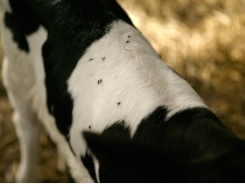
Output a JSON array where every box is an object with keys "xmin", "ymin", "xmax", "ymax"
[{"xmin": 68, "ymin": 20, "xmax": 206, "ymax": 157}]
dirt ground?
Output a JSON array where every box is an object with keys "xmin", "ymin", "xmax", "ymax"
[{"xmin": 0, "ymin": 0, "xmax": 245, "ymax": 182}]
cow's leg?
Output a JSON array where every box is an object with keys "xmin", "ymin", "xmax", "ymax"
[
  {"xmin": 2, "ymin": 55, "xmax": 40, "ymax": 182},
  {"xmin": 57, "ymin": 148, "xmax": 67, "ymax": 173},
  {"xmin": 13, "ymin": 108, "xmax": 40, "ymax": 182}
]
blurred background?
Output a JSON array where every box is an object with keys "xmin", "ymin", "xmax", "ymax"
[{"xmin": 0, "ymin": 0, "xmax": 245, "ymax": 182}]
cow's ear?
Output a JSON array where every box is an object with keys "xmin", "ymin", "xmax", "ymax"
[{"xmin": 83, "ymin": 131, "xmax": 185, "ymax": 183}]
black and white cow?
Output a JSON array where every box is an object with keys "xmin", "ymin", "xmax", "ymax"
[{"xmin": 0, "ymin": 0, "xmax": 245, "ymax": 182}]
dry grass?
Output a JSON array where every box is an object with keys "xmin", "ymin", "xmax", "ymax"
[
  {"xmin": 0, "ymin": 0, "xmax": 245, "ymax": 182},
  {"xmin": 119, "ymin": 0, "xmax": 245, "ymax": 137}
]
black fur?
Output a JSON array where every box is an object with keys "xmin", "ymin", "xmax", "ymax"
[
  {"xmin": 81, "ymin": 152, "xmax": 97, "ymax": 183},
  {"xmin": 82, "ymin": 121, "xmax": 130, "ymax": 181},
  {"xmin": 102, "ymin": 121, "xmax": 131, "ymax": 138},
  {"xmin": 6, "ymin": 0, "xmax": 245, "ymax": 182},
  {"xmin": 84, "ymin": 131, "xmax": 186, "ymax": 183},
  {"xmin": 5, "ymin": 0, "xmax": 41, "ymax": 52},
  {"xmin": 84, "ymin": 107, "xmax": 245, "ymax": 182},
  {"xmin": 84, "ymin": 131, "xmax": 245, "ymax": 182},
  {"xmin": 134, "ymin": 107, "xmax": 243, "ymax": 162},
  {"xmin": 4, "ymin": 0, "xmax": 132, "ymax": 139}
]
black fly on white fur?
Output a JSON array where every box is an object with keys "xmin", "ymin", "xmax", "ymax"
[{"xmin": 1, "ymin": 0, "xmax": 245, "ymax": 182}]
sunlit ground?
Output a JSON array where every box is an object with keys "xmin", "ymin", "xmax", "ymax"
[{"xmin": 0, "ymin": 0, "xmax": 244, "ymax": 182}]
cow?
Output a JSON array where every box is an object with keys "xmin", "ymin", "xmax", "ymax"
[{"xmin": 0, "ymin": 0, "xmax": 245, "ymax": 182}]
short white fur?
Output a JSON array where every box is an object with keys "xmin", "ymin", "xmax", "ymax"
[
  {"xmin": 68, "ymin": 20, "xmax": 206, "ymax": 158},
  {"xmin": 1, "ymin": 1, "xmax": 207, "ymax": 182},
  {"xmin": 0, "ymin": 9, "xmax": 93, "ymax": 183}
]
